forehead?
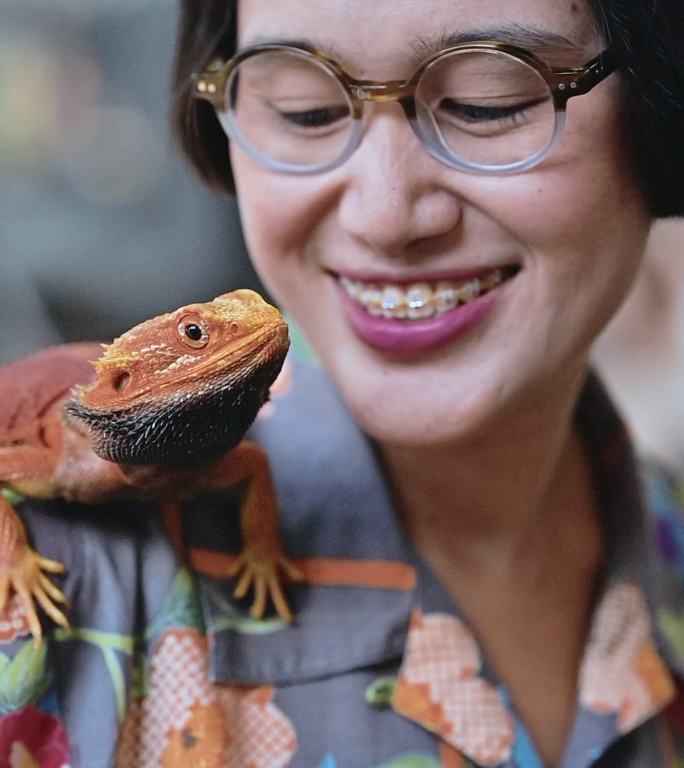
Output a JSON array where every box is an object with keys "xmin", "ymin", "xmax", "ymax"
[{"xmin": 236, "ymin": 0, "xmax": 601, "ymax": 72}]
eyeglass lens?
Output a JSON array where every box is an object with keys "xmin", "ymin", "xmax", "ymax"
[{"xmin": 220, "ymin": 48, "xmax": 557, "ymax": 171}]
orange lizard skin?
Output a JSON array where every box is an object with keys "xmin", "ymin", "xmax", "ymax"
[{"xmin": 0, "ymin": 289, "xmax": 300, "ymax": 647}]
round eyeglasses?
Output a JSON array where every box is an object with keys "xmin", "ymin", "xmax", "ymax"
[{"xmin": 192, "ymin": 41, "xmax": 616, "ymax": 176}]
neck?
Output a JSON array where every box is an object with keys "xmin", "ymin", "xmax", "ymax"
[{"xmin": 380, "ymin": 368, "xmax": 601, "ymax": 579}]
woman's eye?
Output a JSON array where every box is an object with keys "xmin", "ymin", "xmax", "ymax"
[
  {"xmin": 438, "ymin": 98, "xmax": 542, "ymax": 123},
  {"xmin": 277, "ymin": 105, "xmax": 348, "ymax": 128}
]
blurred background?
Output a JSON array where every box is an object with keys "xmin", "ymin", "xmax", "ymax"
[
  {"xmin": 0, "ymin": 0, "xmax": 260, "ymax": 359},
  {"xmin": 1, "ymin": 1, "xmax": 683, "ymax": 470}
]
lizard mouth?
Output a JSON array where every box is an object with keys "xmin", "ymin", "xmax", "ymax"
[{"xmin": 65, "ymin": 327, "xmax": 289, "ymax": 466}]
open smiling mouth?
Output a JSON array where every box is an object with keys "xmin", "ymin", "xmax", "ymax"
[
  {"xmin": 332, "ymin": 264, "xmax": 521, "ymax": 355},
  {"xmin": 337, "ymin": 265, "xmax": 520, "ymax": 321}
]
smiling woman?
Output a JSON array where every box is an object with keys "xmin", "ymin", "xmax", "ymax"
[
  {"xmin": 166, "ymin": 1, "xmax": 684, "ymax": 765},
  {"xmin": 2, "ymin": 0, "xmax": 684, "ymax": 766}
]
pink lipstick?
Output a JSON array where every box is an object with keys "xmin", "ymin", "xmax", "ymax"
[{"xmin": 335, "ymin": 269, "xmax": 514, "ymax": 355}]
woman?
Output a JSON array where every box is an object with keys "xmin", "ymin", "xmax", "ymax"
[
  {"xmin": 168, "ymin": 0, "xmax": 684, "ymax": 765},
  {"xmin": 1, "ymin": 0, "xmax": 683, "ymax": 766}
]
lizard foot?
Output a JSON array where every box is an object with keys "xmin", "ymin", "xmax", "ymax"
[
  {"xmin": 227, "ymin": 549, "xmax": 303, "ymax": 622},
  {"xmin": 0, "ymin": 548, "xmax": 69, "ymax": 649}
]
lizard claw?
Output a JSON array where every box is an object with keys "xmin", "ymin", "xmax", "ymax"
[
  {"xmin": 228, "ymin": 549, "xmax": 303, "ymax": 622},
  {"xmin": 0, "ymin": 546, "xmax": 70, "ymax": 649}
]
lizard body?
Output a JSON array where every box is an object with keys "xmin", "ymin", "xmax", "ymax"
[{"xmin": 0, "ymin": 289, "xmax": 298, "ymax": 646}]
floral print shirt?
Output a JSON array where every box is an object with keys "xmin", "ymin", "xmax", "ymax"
[{"xmin": 2, "ymin": 358, "xmax": 684, "ymax": 768}]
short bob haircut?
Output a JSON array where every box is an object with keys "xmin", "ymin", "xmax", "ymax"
[{"xmin": 171, "ymin": 0, "xmax": 684, "ymax": 218}]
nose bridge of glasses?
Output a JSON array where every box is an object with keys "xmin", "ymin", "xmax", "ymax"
[{"xmin": 348, "ymin": 79, "xmax": 414, "ymax": 104}]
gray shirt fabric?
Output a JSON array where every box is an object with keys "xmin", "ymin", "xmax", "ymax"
[{"xmin": 1, "ymin": 358, "xmax": 684, "ymax": 768}]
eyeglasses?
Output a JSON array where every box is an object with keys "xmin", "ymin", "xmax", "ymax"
[{"xmin": 192, "ymin": 41, "xmax": 616, "ymax": 176}]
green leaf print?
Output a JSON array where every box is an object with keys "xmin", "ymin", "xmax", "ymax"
[
  {"xmin": 364, "ymin": 676, "xmax": 397, "ymax": 709},
  {"xmin": 377, "ymin": 754, "xmax": 442, "ymax": 768},
  {"xmin": 0, "ymin": 489, "xmax": 24, "ymax": 505},
  {"xmin": 145, "ymin": 567, "xmax": 204, "ymax": 640},
  {"xmin": 201, "ymin": 576, "xmax": 289, "ymax": 635},
  {"xmin": 209, "ymin": 614, "xmax": 289, "ymax": 634},
  {"xmin": 0, "ymin": 642, "xmax": 51, "ymax": 714},
  {"xmin": 54, "ymin": 627, "xmax": 134, "ymax": 722}
]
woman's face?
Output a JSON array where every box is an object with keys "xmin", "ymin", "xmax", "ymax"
[{"xmin": 231, "ymin": 0, "xmax": 651, "ymax": 447}]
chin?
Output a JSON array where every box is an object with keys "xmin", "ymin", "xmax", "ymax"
[
  {"xmin": 354, "ymin": 397, "xmax": 495, "ymax": 450},
  {"xmin": 327, "ymin": 356, "xmax": 502, "ymax": 449}
]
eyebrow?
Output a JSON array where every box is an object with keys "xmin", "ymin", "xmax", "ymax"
[
  {"xmin": 413, "ymin": 24, "xmax": 591, "ymax": 58},
  {"xmin": 238, "ymin": 35, "xmax": 343, "ymax": 56},
  {"xmin": 239, "ymin": 24, "xmax": 592, "ymax": 65}
]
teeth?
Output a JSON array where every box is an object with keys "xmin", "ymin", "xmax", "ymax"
[
  {"xmin": 339, "ymin": 276, "xmax": 359, "ymax": 298},
  {"xmin": 435, "ymin": 281, "xmax": 458, "ymax": 313},
  {"xmin": 341, "ymin": 268, "xmax": 506, "ymax": 320},
  {"xmin": 480, "ymin": 269, "xmax": 502, "ymax": 290},
  {"xmin": 465, "ymin": 278, "xmax": 481, "ymax": 299},
  {"xmin": 406, "ymin": 283, "xmax": 433, "ymax": 319},
  {"xmin": 380, "ymin": 286, "xmax": 407, "ymax": 318}
]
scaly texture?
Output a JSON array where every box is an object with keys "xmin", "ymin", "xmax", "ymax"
[
  {"xmin": 0, "ymin": 289, "xmax": 298, "ymax": 646},
  {"xmin": 0, "ymin": 343, "xmax": 100, "ymax": 447}
]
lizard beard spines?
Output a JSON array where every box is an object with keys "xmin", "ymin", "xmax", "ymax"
[{"xmin": 64, "ymin": 354, "xmax": 284, "ymax": 466}]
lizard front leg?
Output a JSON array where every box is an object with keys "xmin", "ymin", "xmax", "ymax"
[
  {"xmin": 198, "ymin": 441, "xmax": 302, "ymax": 621},
  {"xmin": 0, "ymin": 493, "xmax": 69, "ymax": 648}
]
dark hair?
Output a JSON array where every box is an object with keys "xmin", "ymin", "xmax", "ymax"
[{"xmin": 171, "ymin": 0, "xmax": 684, "ymax": 217}]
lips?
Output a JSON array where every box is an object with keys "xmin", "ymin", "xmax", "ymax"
[{"xmin": 333, "ymin": 265, "xmax": 518, "ymax": 355}]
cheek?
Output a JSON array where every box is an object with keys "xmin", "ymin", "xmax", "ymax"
[
  {"xmin": 231, "ymin": 150, "xmax": 348, "ymax": 336},
  {"xmin": 484, "ymin": 83, "xmax": 648, "ymax": 294},
  {"xmin": 231, "ymin": 148, "xmax": 335, "ymax": 264},
  {"xmin": 230, "ymin": 156, "xmax": 305, "ymax": 310},
  {"xmin": 542, "ymin": 85, "xmax": 647, "ymax": 254},
  {"xmin": 541, "ymin": 170, "xmax": 648, "ymax": 332},
  {"xmin": 232, "ymin": 162, "xmax": 297, "ymax": 259}
]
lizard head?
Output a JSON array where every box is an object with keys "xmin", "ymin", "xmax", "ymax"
[{"xmin": 65, "ymin": 289, "xmax": 289, "ymax": 465}]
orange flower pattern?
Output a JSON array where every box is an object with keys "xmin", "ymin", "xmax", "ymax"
[
  {"xmin": 579, "ymin": 582, "xmax": 675, "ymax": 731},
  {"xmin": 115, "ymin": 628, "xmax": 297, "ymax": 768},
  {"xmin": 161, "ymin": 700, "xmax": 227, "ymax": 768},
  {"xmin": 393, "ymin": 611, "xmax": 514, "ymax": 767},
  {"xmin": 219, "ymin": 686, "xmax": 297, "ymax": 768},
  {"xmin": 5, "ymin": 375, "xmax": 684, "ymax": 768}
]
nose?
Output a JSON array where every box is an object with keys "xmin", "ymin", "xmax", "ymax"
[{"xmin": 337, "ymin": 106, "xmax": 464, "ymax": 257}]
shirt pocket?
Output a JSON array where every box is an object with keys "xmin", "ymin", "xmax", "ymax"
[{"xmin": 197, "ymin": 565, "xmax": 415, "ymax": 686}]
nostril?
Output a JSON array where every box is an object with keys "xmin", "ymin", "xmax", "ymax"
[{"xmin": 113, "ymin": 372, "xmax": 131, "ymax": 392}]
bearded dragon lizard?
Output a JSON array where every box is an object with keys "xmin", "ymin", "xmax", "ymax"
[{"xmin": 0, "ymin": 289, "xmax": 300, "ymax": 647}]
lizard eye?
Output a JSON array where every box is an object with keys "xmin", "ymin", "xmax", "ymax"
[{"xmin": 177, "ymin": 313, "xmax": 210, "ymax": 349}]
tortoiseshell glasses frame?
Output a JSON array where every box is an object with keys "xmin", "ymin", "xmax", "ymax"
[{"xmin": 192, "ymin": 41, "xmax": 616, "ymax": 175}]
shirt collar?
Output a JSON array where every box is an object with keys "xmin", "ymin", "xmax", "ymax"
[
  {"xmin": 394, "ymin": 370, "xmax": 676, "ymax": 766},
  {"xmin": 192, "ymin": 358, "xmax": 676, "ymax": 766}
]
